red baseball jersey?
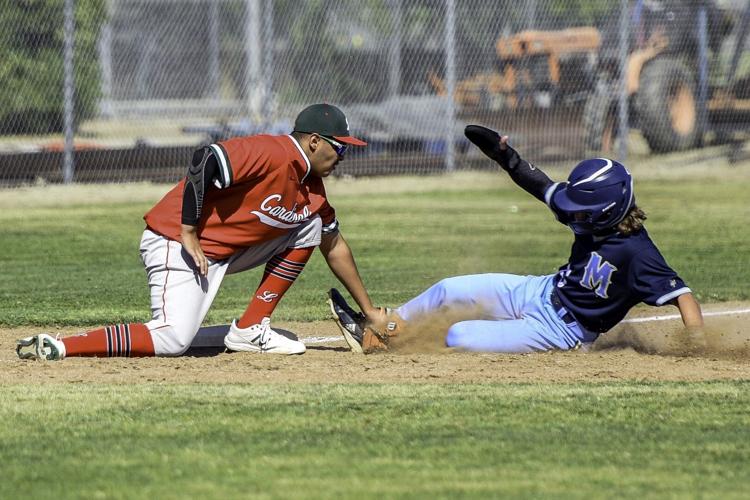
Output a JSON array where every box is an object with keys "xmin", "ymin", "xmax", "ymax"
[{"xmin": 144, "ymin": 134, "xmax": 336, "ymax": 259}]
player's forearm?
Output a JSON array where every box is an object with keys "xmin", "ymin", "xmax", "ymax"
[
  {"xmin": 675, "ymin": 293, "xmax": 704, "ymax": 328},
  {"xmin": 498, "ymin": 147, "xmax": 554, "ymax": 202},
  {"xmin": 319, "ymin": 232, "xmax": 378, "ymax": 316},
  {"xmin": 180, "ymin": 224, "xmax": 208, "ymax": 276}
]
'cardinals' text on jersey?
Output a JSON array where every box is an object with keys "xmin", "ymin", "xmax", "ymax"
[{"xmin": 144, "ymin": 135, "xmax": 336, "ymax": 259}]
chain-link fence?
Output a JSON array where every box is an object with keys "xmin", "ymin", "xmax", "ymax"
[{"xmin": 1, "ymin": 0, "xmax": 749, "ymax": 186}]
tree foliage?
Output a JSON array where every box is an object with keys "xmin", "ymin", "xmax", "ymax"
[{"xmin": 0, "ymin": 0, "xmax": 106, "ymax": 135}]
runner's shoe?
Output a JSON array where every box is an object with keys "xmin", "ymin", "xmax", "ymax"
[{"xmin": 328, "ymin": 288, "xmax": 389, "ymax": 353}]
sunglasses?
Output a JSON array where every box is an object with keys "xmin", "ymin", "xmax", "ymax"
[{"xmin": 319, "ymin": 135, "xmax": 348, "ymax": 157}]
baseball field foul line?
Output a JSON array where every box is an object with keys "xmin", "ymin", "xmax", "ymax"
[
  {"xmin": 622, "ymin": 308, "xmax": 750, "ymax": 324},
  {"xmin": 297, "ymin": 336, "xmax": 343, "ymax": 344},
  {"xmin": 301, "ymin": 309, "xmax": 750, "ymax": 344},
  {"xmin": 192, "ymin": 309, "xmax": 750, "ymax": 348},
  {"xmin": 301, "ymin": 309, "xmax": 750, "ymax": 343}
]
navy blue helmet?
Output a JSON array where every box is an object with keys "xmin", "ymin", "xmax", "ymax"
[{"xmin": 553, "ymin": 158, "xmax": 634, "ymax": 234}]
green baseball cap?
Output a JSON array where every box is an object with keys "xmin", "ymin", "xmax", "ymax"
[{"xmin": 293, "ymin": 103, "xmax": 367, "ymax": 146}]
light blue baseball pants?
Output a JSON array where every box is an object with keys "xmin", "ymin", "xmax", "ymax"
[{"xmin": 394, "ymin": 273, "xmax": 597, "ymax": 353}]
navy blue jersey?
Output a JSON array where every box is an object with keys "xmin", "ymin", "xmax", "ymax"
[{"xmin": 545, "ymin": 183, "xmax": 690, "ymax": 333}]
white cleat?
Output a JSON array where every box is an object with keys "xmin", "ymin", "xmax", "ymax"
[
  {"xmin": 16, "ymin": 334, "xmax": 66, "ymax": 361},
  {"xmin": 223, "ymin": 318, "xmax": 306, "ymax": 355}
]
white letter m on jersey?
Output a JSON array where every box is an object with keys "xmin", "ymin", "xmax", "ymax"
[{"xmin": 579, "ymin": 252, "xmax": 617, "ymax": 298}]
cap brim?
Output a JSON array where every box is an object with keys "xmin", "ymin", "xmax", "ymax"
[
  {"xmin": 334, "ymin": 135, "xmax": 367, "ymax": 146},
  {"xmin": 552, "ymin": 186, "xmax": 583, "ymax": 213},
  {"xmin": 553, "ymin": 184, "xmax": 621, "ymax": 215}
]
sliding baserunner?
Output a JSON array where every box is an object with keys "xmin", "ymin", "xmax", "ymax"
[{"xmin": 330, "ymin": 125, "xmax": 704, "ymax": 353}]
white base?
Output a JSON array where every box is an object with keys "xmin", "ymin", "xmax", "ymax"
[{"xmin": 191, "ymin": 325, "xmax": 341, "ymax": 348}]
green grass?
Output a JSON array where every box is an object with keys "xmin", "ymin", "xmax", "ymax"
[
  {"xmin": 2, "ymin": 175, "xmax": 749, "ymax": 498},
  {"xmin": 1, "ymin": 174, "xmax": 748, "ymax": 326},
  {"xmin": 1, "ymin": 382, "xmax": 748, "ymax": 499}
]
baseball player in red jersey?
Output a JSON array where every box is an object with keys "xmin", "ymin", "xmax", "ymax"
[{"xmin": 17, "ymin": 103, "xmax": 388, "ymax": 360}]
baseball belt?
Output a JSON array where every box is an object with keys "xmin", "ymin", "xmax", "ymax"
[{"xmin": 549, "ymin": 289, "xmax": 578, "ymax": 325}]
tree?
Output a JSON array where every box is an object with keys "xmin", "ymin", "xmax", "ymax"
[{"xmin": 0, "ymin": 0, "xmax": 106, "ymax": 135}]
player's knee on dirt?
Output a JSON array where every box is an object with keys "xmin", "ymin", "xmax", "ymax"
[
  {"xmin": 160, "ymin": 338, "xmax": 192, "ymax": 356},
  {"xmin": 145, "ymin": 322, "xmax": 194, "ymax": 356},
  {"xmin": 155, "ymin": 334, "xmax": 192, "ymax": 356}
]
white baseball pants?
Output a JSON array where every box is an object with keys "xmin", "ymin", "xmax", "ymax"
[{"xmin": 139, "ymin": 216, "xmax": 322, "ymax": 355}]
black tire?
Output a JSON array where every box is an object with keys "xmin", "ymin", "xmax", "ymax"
[
  {"xmin": 583, "ymin": 81, "xmax": 618, "ymax": 155},
  {"xmin": 636, "ymin": 58, "xmax": 698, "ymax": 152}
]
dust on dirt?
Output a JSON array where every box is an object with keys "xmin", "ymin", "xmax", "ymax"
[
  {"xmin": 2, "ymin": 305, "xmax": 749, "ymax": 385},
  {"xmin": 387, "ymin": 304, "xmax": 750, "ymax": 358},
  {"xmin": 594, "ymin": 315, "xmax": 750, "ymax": 358},
  {"xmin": 385, "ymin": 306, "xmax": 482, "ymax": 354}
]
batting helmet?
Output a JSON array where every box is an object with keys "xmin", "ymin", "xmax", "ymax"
[{"xmin": 552, "ymin": 158, "xmax": 634, "ymax": 234}]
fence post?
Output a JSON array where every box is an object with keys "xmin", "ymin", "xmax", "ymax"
[
  {"xmin": 444, "ymin": 0, "xmax": 456, "ymax": 172},
  {"xmin": 208, "ymin": 1, "xmax": 220, "ymax": 100},
  {"xmin": 617, "ymin": 0, "xmax": 629, "ymax": 163},
  {"xmin": 63, "ymin": 0, "xmax": 76, "ymax": 184},
  {"xmin": 244, "ymin": 0, "xmax": 262, "ymax": 121},
  {"xmin": 98, "ymin": 0, "xmax": 114, "ymax": 118},
  {"xmin": 388, "ymin": 0, "xmax": 402, "ymax": 98},
  {"xmin": 262, "ymin": 0, "xmax": 274, "ymax": 120},
  {"xmin": 526, "ymin": 0, "xmax": 538, "ymax": 29},
  {"xmin": 697, "ymin": 4, "xmax": 709, "ymax": 147}
]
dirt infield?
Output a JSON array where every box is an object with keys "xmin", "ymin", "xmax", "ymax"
[{"xmin": 2, "ymin": 303, "xmax": 749, "ymax": 385}]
